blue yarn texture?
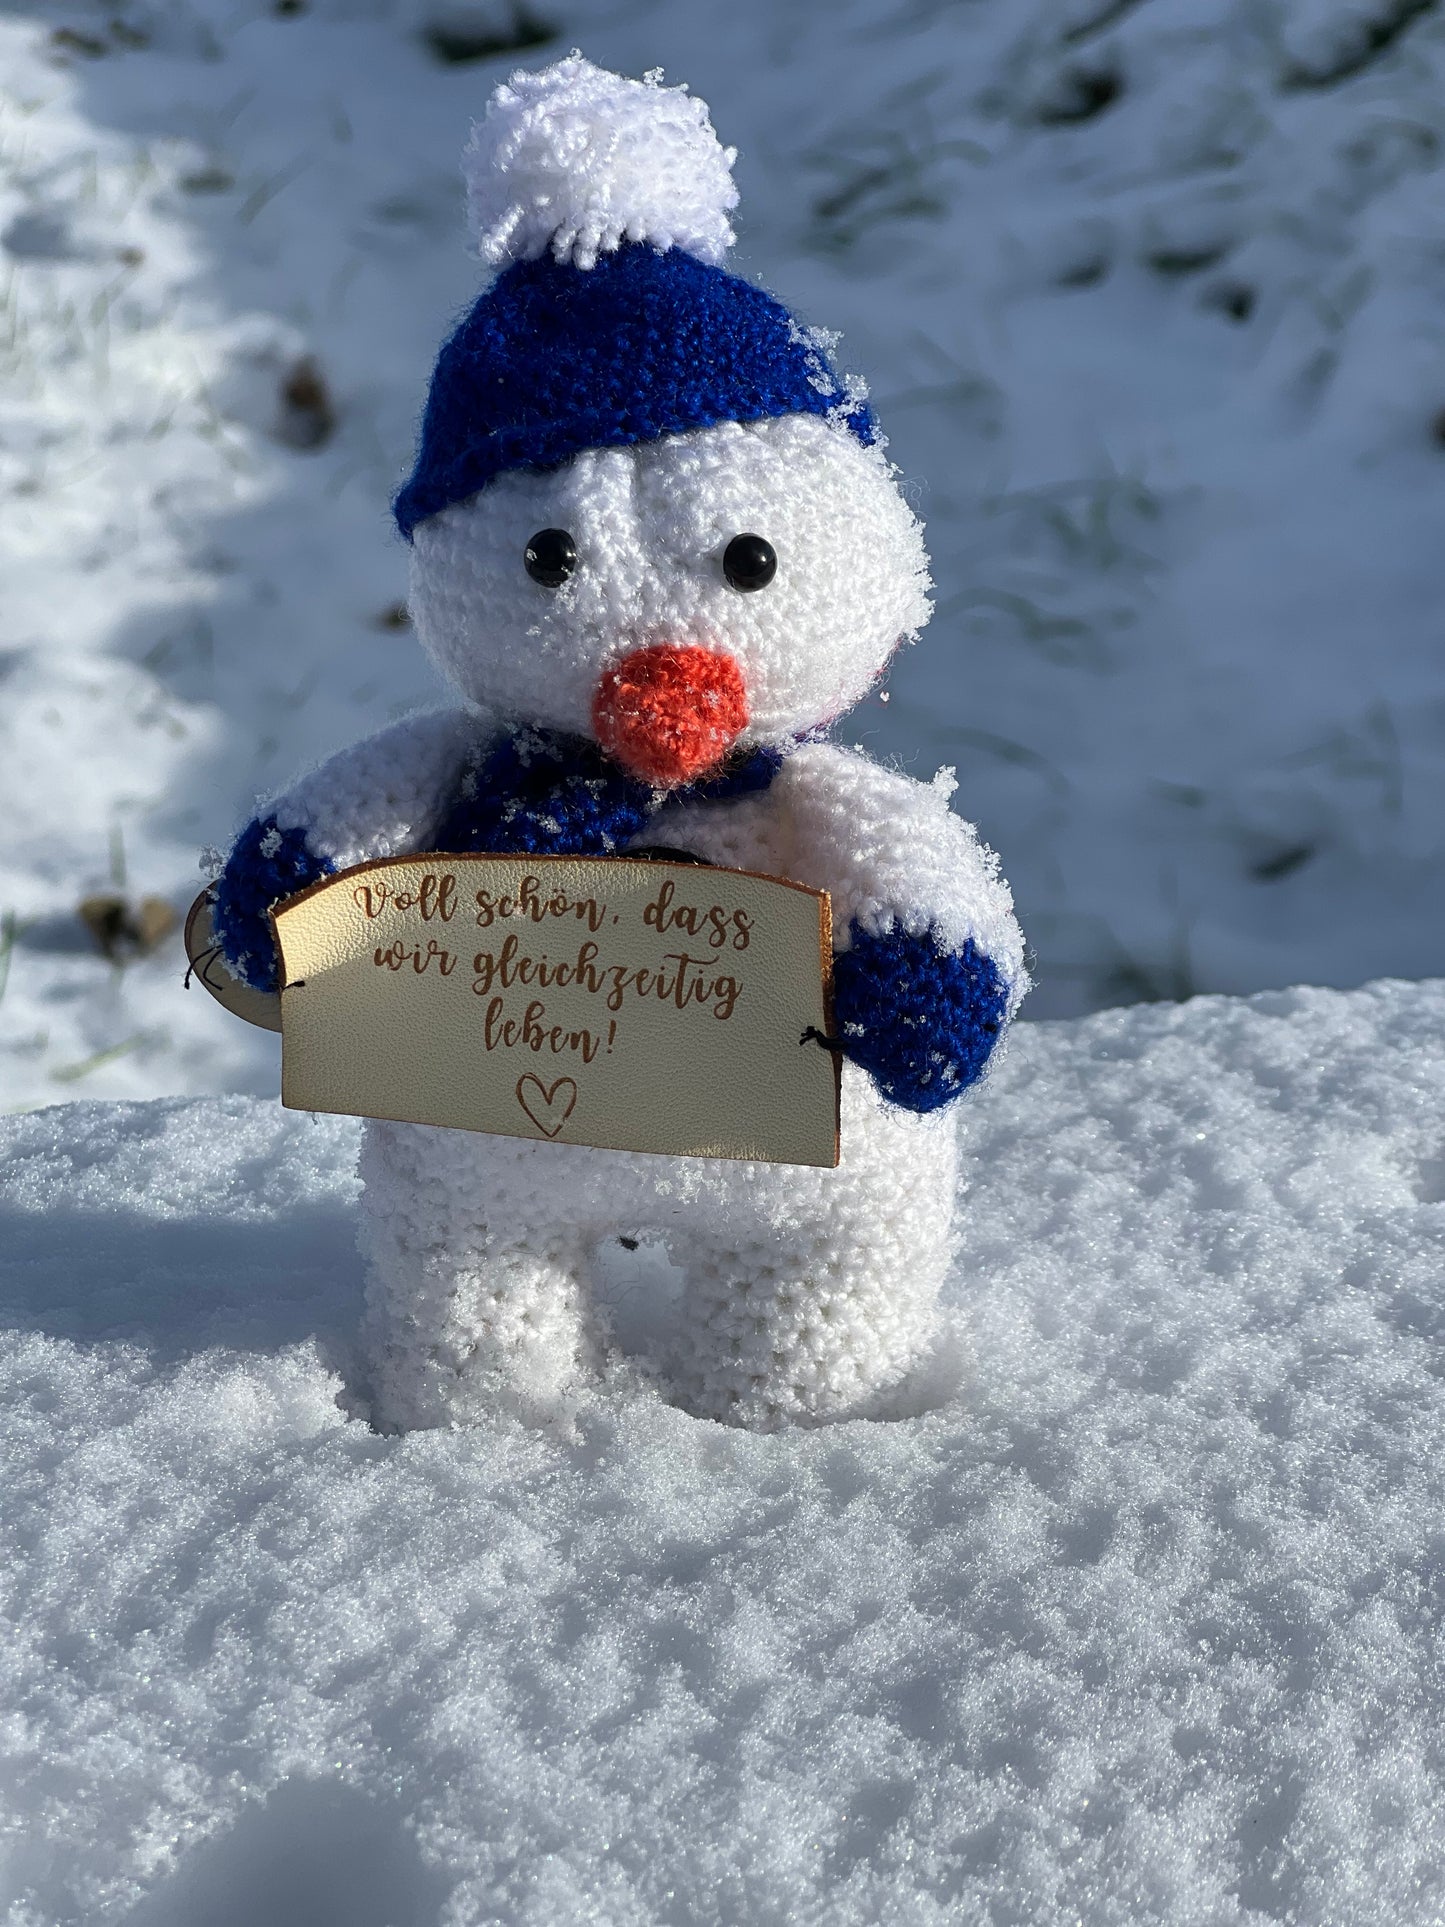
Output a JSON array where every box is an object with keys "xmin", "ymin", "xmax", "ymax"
[
  {"xmin": 830, "ymin": 923, "xmax": 1008, "ymax": 1113},
  {"xmin": 393, "ymin": 244, "xmax": 877, "ymax": 539},
  {"xmin": 431, "ymin": 727, "xmax": 784, "ymax": 854},
  {"xmin": 211, "ymin": 817, "xmax": 333, "ymax": 993}
]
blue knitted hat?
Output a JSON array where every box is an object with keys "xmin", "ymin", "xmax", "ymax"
[{"xmin": 393, "ymin": 57, "xmax": 876, "ymax": 541}]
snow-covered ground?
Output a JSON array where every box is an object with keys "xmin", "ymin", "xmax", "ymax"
[
  {"xmin": 3, "ymin": 977, "xmax": 1443, "ymax": 1923},
  {"xmin": 3, "ymin": 0, "xmax": 1445, "ymax": 1110}
]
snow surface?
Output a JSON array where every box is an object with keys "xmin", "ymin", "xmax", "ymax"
[
  {"xmin": 4, "ymin": 0, "xmax": 1445, "ymax": 1111},
  {"xmin": 3, "ymin": 977, "xmax": 1444, "ymax": 1924}
]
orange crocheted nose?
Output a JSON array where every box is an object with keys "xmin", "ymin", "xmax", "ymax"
[{"xmin": 592, "ymin": 643, "xmax": 750, "ymax": 788}]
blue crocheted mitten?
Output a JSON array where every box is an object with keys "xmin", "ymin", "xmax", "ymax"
[
  {"xmin": 825, "ymin": 922, "xmax": 1008, "ymax": 1113},
  {"xmin": 210, "ymin": 816, "xmax": 333, "ymax": 993}
]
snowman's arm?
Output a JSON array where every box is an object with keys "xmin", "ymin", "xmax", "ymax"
[
  {"xmin": 211, "ymin": 708, "xmax": 482, "ymax": 991},
  {"xmin": 777, "ymin": 744, "xmax": 1028, "ymax": 1112}
]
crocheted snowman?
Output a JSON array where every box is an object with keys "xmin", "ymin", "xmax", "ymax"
[{"xmin": 213, "ymin": 57, "xmax": 1027, "ymax": 1430}]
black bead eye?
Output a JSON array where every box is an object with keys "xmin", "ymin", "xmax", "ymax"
[
  {"xmin": 524, "ymin": 528, "xmax": 577, "ymax": 587},
  {"xmin": 723, "ymin": 533, "xmax": 777, "ymax": 592}
]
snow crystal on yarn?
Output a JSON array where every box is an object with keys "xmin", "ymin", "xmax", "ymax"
[{"xmin": 464, "ymin": 55, "xmax": 739, "ymax": 273}]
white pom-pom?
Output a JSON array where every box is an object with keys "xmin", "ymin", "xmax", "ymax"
[{"xmin": 463, "ymin": 55, "xmax": 739, "ymax": 273}]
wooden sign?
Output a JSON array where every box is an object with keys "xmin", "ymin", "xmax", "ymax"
[{"xmin": 265, "ymin": 856, "xmax": 839, "ymax": 1167}]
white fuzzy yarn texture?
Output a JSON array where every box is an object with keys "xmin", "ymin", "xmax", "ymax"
[
  {"xmin": 463, "ymin": 55, "xmax": 739, "ymax": 272},
  {"xmin": 659, "ymin": 744, "xmax": 1028, "ymax": 1005},
  {"xmin": 268, "ymin": 707, "xmax": 480, "ymax": 869},
  {"xmin": 359, "ymin": 1062, "xmax": 960, "ymax": 1431},
  {"xmin": 409, "ymin": 415, "xmax": 931, "ymax": 747}
]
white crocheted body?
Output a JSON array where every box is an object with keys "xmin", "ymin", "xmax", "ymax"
[
  {"xmin": 252, "ymin": 712, "xmax": 1006, "ymax": 1427},
  {"xmin": 655, "ymin": 742, "xmax": 1028, "ymax": 1009},
  {"xmin": 266, "ymin": 708, "xmax": 484, "ymax": 871},
  {"xmin": 358, "ymin": 1057, "xmax": 960, "ymax": 1431}
]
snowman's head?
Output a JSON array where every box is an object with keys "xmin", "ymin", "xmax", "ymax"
[{"xmin": 398, "ymin": 58, "xmax": 931, "ymax": 788}]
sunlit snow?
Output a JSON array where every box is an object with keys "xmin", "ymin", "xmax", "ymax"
[{"xmin": 4, "ymin": 980, "xmax": 1444, "ymax": 1922}]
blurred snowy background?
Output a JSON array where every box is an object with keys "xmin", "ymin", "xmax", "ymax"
[{"xmin": 3, "ymin": 0, "xmax": 1444, "ymax": 1107}]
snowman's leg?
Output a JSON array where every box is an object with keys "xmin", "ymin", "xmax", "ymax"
[
  {"xmin": 356, "ymin": 1120, "xmax": 602, "ymax": 1430},
  {"xmin": 673, "ymin": 1068, "xmax": 959, "ymax": 1427}
]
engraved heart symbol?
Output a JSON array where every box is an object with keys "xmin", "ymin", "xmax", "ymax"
[{"xmin": 515, "ymin": 1074, "xmax": 578, "ymax": 1140}]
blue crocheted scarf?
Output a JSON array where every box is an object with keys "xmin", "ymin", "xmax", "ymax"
[{"xmin": 430, "ymin": 724, "xmax": 785, "ymax": 857}]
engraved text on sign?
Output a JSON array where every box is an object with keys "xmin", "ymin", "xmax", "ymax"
[{"xmin": 271, "ymin": 856, "xmax": 838, "ymax": 1167}]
